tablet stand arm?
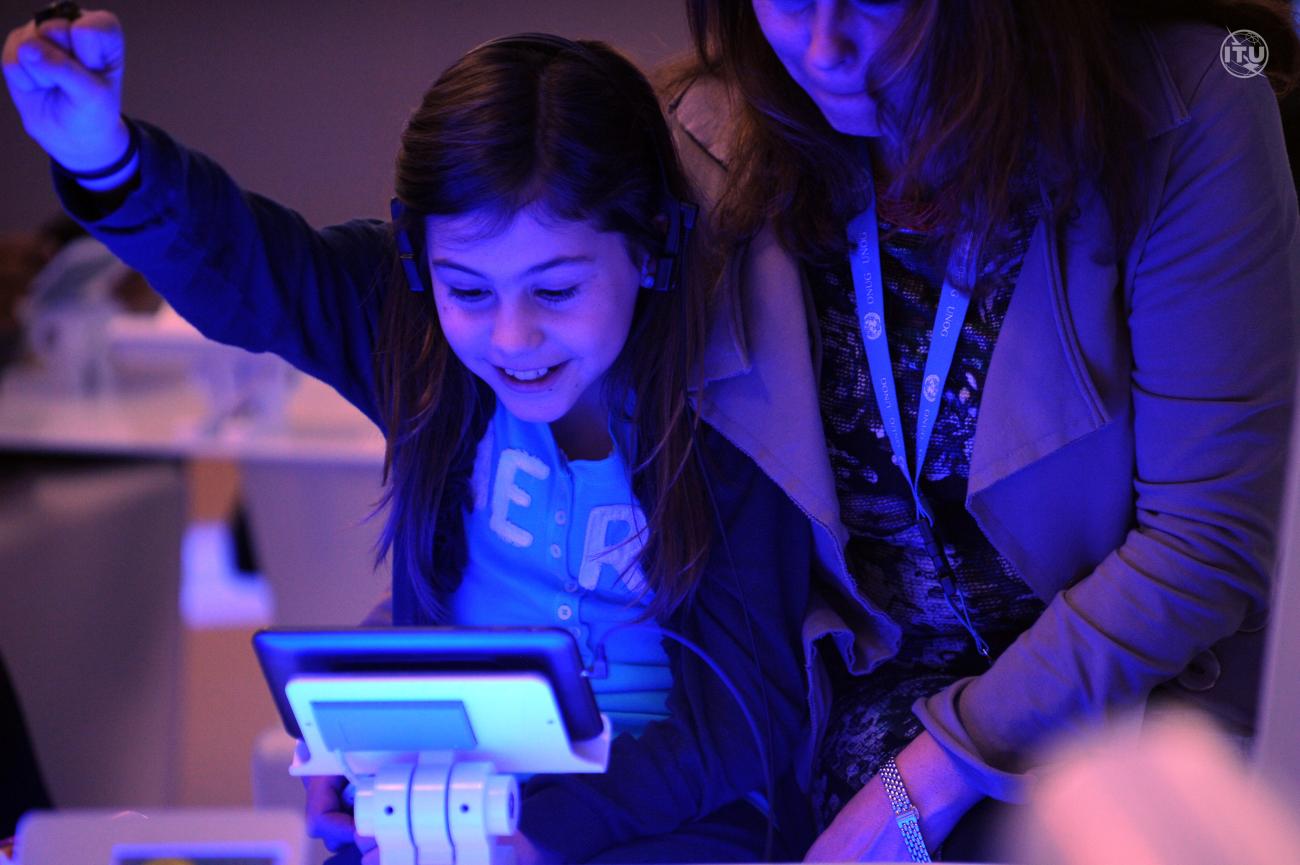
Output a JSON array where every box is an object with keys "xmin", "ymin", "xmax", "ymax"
[{"xmin": 352, "ymin": 756, "xmax": 518, "ymax": 865}]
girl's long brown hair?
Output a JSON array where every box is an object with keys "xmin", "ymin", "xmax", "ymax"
[
  {"xmin": 376, "ymin": 38, "xmax": 713, "ymax": 622},
  {"xmin": 681, "ymin": 0, "xmax": 1299, "ymax": 272}
]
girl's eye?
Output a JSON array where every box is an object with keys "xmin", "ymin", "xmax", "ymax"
[
  {"xmin": 536, "ymin": 286, "xmax": 579, "ymax": 304},
  {"xmin": 447, "ymin": 286, "xmax": 491, "ymax": 303}
]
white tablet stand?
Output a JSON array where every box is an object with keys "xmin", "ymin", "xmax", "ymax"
[{"xmin": 286, "ymin": 672, "xmax": 611, "ymax": 865}]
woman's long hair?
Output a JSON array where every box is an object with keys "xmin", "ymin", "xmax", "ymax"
[
  {"xmin": 681, "ymin": 0, "xmax": 1299, "ymax": 269},
  {"xmin": 376, "ymin": 38, "xmax": 713, "ymax": 622}
]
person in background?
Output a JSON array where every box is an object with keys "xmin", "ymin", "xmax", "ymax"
[
  {"xmin": 663, "ymin": 0, "xmax": 1300, "ymax": 860},
  {"xmin": 3, "ymin": 8, "xmax": 813, "ymax": 863}
]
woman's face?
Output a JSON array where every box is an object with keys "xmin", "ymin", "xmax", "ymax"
[
  {"xmin": 751, "ymin": 0, "xmax": 909, "ymax": 136},
  {"xmin": 427, "ymin": 206, "xmax": 645, "ymax": 432}
]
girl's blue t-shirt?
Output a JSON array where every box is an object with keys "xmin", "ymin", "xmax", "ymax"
[{"xmin": 449, "ymin": 402, "xmax": 672, "ymax": 737}]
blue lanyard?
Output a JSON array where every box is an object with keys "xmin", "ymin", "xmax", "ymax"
[
  {"xmin": 846, "ymin": 185, "xmax": 991, "ymax": 659},
  {"xmin": 847, "ymin": 207, "xmax": 972, "ymax": 523}
]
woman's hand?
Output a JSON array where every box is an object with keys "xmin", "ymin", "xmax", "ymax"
[
  {"xmin": 804, "ymin": 731, "xmax": 982, "ymax": 862},
  {"xmin": 805, "ymin": 776, "xmax": 910, "ymax": 862},
  {"xmin": 2, "ymin": 9, "xmax": 130, "ymax": 173}
]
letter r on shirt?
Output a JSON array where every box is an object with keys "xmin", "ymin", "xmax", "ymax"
[{"xmin": 579, "ymin": 504, "xmax": 647, "ymax": 592}]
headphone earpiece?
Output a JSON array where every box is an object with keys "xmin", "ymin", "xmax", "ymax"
[
  {"xmin": 390, "ymin": 197, "xmax": 428, "ymax": 293},
  {"xmin": 645, "ymin": 197, "xmax": 698, "ymax": 294}
]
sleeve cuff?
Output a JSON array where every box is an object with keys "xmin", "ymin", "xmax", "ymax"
[
  {"xmin": 51, "ymin": 118, "xmax": 177, "ymax": 228},
  {"xmin": 518, "ymin": 780, "xmax": 619, "ymax": 863},
  {"xmin": 52, "ymin": 157, "xmax": 140, "ymax": 222},
  {"xmin": 913, "ymin": 679, "xmax": 1034, "ymax": 804}
]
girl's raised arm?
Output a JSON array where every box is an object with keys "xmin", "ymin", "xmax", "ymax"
[{"xmin": 5, "ymin": 10, "xmax": 392, "ymax": 427}]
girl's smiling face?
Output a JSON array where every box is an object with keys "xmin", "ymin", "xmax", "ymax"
[{"xmin": 428, "ymin": 205, "xmax": 644, "ymax": 435}]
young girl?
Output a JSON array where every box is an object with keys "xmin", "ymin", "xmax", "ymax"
[{"xmin": 3, "ymin": 9, "xmax": 813, "ymax": 863}]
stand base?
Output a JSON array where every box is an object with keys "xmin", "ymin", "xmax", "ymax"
[{"xmin": 352, "ymin": 757, "xmax": 518, "ymax": 865}]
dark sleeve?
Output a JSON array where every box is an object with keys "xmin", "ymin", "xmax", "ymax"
[
  {"xmin": 51, "ymin": 119, "xmax": 391, "ymax": 426},
  {"xmin": 518, "ymin": 424, "xmax": 813, "ymax": 861}
]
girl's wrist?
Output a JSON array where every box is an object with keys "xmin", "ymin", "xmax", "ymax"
[{"xmin": 53, "ymin": 116, "xmax": 138, "ymax": 191}]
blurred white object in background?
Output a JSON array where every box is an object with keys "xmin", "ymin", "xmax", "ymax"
[
  {"xmin": 1013, "ymin": 712, "xmax": 1300, "ymax": 865},
  {"xmin": 13, "ymin": 807, "xmax": 309, "ymax": 865},
  {"xmin": 19, "ymin": 236, "xmax": 127, "ymax": 396},
  {"xmin": 181, "ymin": 519, "xmax": 275, "ymax": 629},
  {"xmin": 1255, "ymin": 374, "xmax": 1300, "ymax": 808},
  {"xmin": 15, "ymin": 235, "xmax": 302, "ymax": 434},
  {"xmin": 108, "ymin": 304, "xmax": 300, "ymax": 434}
]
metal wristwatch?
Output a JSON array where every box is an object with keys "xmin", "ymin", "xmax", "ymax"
[{"xmin": 879, "ymin": 756, "xmax": 933, "ymax": 863}]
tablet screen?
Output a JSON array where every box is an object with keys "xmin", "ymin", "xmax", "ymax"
[{"xmin": 254, "ymin": 627, "xmax": 602, "ymax": 742}]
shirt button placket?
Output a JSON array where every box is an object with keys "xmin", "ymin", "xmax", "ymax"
[{"xmin": 555, "ymin": 479, "xmax": 578, "ymax": 625}]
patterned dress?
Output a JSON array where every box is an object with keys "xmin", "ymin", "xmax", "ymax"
[{"xmin": 806, "ymin": 181, "xmax": 1046, "ymax": 827}]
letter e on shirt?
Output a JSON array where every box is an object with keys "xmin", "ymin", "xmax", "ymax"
[{"xmin": 489, "ymin": 448, "xmax": 551, "ymax": 547}]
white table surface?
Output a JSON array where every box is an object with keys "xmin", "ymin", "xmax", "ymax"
[{"xmin": 0, "ymin": 364, "xmax": 384, "ymax": 466}]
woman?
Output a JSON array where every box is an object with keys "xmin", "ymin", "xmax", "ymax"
[{"xmin": 666, "ymin": 0, "xmax": 1300, "ymax": 860}]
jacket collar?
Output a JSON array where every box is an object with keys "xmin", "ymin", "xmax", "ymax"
[
  {"xmin": 1126, "ymin": 23, "xmax": 1194, "ymax": 140},
  {"xmin": 970, "ymin": 22, "xmax": 1191, "ymax": 495},
  {"xmin": 668, "ymin": 76, "xmax": 735, "ymax": 170},
  {"xmin": 670, "ymin": 77, "xmax": 750, "ymax": 385}
]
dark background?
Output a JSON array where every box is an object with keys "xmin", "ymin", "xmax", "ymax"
[{"xmin": 0, "ymin": 0, "xmax": 690, "ymax": 235}]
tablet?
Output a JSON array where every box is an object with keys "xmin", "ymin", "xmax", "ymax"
[{"xmin": 253, "ymin": 627, "xmax": 604, "ymax": 743}]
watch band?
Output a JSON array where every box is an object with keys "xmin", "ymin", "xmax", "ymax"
[{"xmin": 879, "ymin": 756, "xmax": 933, "ymax": 863}]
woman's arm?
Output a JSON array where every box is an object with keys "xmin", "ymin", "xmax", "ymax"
[
  {"xmin": 809, "ymin": 31, "xmax": 1299, "ymax": 861},
  {"xmin": 916, "ymin": 28, "xmax": 1299, "ymax": 802},
  {"xmin": 518, "ymin": 423, "xmax": 814, "ymax": 862}
]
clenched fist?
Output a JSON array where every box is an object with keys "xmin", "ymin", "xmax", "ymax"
[{"xmin": 3, "ymin": 8, "xmax": 129, "ymax": 176}]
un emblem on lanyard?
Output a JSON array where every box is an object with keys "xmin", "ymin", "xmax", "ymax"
[{"xmin": 862, "ymin": 312, "xmax": 883, "ymax": 340}]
